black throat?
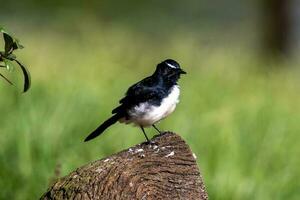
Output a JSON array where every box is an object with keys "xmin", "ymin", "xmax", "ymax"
[{"xmin": 152, "ymin": 71, "xmax": 180, "ymax": 90}]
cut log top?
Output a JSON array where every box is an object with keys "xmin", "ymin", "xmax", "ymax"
[{"xmin": 41, "ymin": 132, "xmax": 208, "ymax": 200}]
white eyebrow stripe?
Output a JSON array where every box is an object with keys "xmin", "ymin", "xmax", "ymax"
[{"xmin": 166, "ymin": 62, "xmax": 177, "ymax": 69}]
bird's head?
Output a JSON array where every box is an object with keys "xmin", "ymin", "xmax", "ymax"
[{"xmin": 155, "ymin": 59, "xmax": 186, "ymax": 83}]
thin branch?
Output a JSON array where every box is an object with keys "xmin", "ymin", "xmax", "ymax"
[{"xmin": 0, "ymin": 73, "xmax": 13, "ymax": 85}]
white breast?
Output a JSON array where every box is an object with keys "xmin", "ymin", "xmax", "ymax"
[{"xmin": 124, "ymin": 85, "xmax": 180, "ymax": 127}]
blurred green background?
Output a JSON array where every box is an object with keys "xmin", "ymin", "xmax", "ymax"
[{"xmin": 1, "ymin": 0, "xmax": 300, "ymax": 199}]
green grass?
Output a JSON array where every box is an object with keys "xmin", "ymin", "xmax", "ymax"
[{"xmin": 1, "ymin": 22, "xmax": 300, "ymax": 200}]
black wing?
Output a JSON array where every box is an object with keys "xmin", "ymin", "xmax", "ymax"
[{"xmin": 112, "ymin": 76, "xmax": 165, "ymax": 114}]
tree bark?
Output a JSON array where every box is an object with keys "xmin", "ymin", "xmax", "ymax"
[{"xmin": 40, "ymin": 132, "xmax": 208, "ymax": 200}]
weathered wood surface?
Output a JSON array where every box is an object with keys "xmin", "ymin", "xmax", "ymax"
[{"xmin": 41, "ymin": 132, "xmax": 208, "ymax": 200}]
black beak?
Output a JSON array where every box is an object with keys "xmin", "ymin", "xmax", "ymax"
[{"xmin": 179, "ymin": 68, "xmax": 187, "ymax": 74}]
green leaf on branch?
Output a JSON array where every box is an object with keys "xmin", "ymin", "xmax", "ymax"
[
  {"xmin": 6, "ymin": 53, "xmax": 16, "ymax": 60},
  {"xmin": 2, "ymin": 32, "xmax": 23, "ymax": 55},
  {"xmin": 15, "ymin": 59, "xmax": 31, "ymax": 92},
  {"xmin": 3, "ymin": 58, "xmax": 15, "ymax": 71},
  {"xmin": 0, "ymin": 26, "xmax": 31, "ymax": 93},
  {"xmin": 3, "ymin": 32, "xmax": 14, "ymax": 54}
]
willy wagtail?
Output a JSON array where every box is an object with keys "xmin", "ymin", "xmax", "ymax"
[{"xmin": 84, "ymin": 59, "xmax": 186, "ymax": 142}]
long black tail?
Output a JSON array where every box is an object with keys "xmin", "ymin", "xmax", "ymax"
[{"xmin": 84, "ymin": 113, "xmax": 122, "ymax": 142}]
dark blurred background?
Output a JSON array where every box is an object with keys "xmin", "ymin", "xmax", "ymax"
[
  {"xmin": 1, "ymin": 0, "xmax": 300, "ymax": 199},
  {"xmin": 2, "ymin": 0, "xmax": 300, "ymax": 56}
]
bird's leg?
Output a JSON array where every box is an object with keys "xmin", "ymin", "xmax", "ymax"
[
  {"xmin": 140, "ymin": 126, "xmax": 150, "ymax": 143},
  {"xmin": 152, "ymin": 124, "xmax": 162, "ymax": 134}
]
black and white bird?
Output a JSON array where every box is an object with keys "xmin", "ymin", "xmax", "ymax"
[{"xmin": 84, "ymin": 59, "xmax": 186, "ymax": 143}]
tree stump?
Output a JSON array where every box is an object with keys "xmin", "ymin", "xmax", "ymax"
[{"xmin": 40, "ymin": 132, "xmax": 208, "ymax": 200}]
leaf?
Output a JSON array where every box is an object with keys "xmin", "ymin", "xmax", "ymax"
[
  {"xmin": 3, "ymin": 58, "xmax": 15, "ymax": 71},
  {"xmin": 14, "ymin": 39, "xmax": 24, "ymax": 49},
  {"xmin": 15, "ymin": 59, "xmax": 31, "ymax": 92},
  {"xmin": 1, "ymin": 30, "xmax": 24, "ymax": 55},
  {"xmin": 0, "ymin": 72, "xmax": 13, "ymax": 85},
  {"xmin": 6, "ymin": 54, "xmax": 16, "ymax": 60},
  {"xmin": 3, "ymin": 32, "xmax": 14, "ymax": 54}
]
